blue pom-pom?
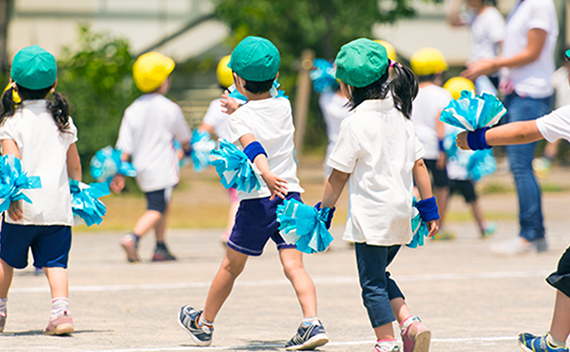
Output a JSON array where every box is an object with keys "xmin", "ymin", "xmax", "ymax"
[
  {"xmin": 0, "ymin": 155, "xmax": 42, "ymax": 212},
  {"xmin": 444, "ymin": 132, "xmax": 496, "ymax": 181},
  {"xmin": 190, "ymin": 130, "xmax": 216, "ymax": 173},
  {"xmin": 90, "ymin": 146, "xmax": 137, "ymax": 183},
  {"xmin": 310, "ymin": 58, "xmax": 339, "ymax": 94},
  {"xmin": 210, "ymin": 139, "xmax": 263, "ymax": 193},
  {"xmin": 69, "ymin": 179, "xmax": 110, "ymax": 227},
  {"xmin": 440, "ymin": 90, "xmax": 506, "ymax": 131},
  {"xmin": 276, "ymin": 198, "xmax": 334, "ymax": 254},
  {"xmin": 407, "ymin": 198, "xmax": 430, "ymax": 249}
]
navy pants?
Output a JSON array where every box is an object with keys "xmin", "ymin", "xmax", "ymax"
[{"xmin": 355, "ymin": 243, "xmax": 405, "ymax": 328}]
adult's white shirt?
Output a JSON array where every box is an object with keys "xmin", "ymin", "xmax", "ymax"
[
  {"xmin": 328, "ymin": 97, "xmax": 425, "ymax": 246},
  {"xmin": 0, "ymin": 100, "xmax": 77, "ymax": 226},
  {"xmin": 410, "ymin": 84, "xmax": 452, "ymax": 160},
  {"xmin": 228, "ymin": 97, "xmax": 304, "ymax": 200},
  {"xmin": 116, "ymin": 93, "xmax": 191, "ymax": 192},
  {"xmin": 466, "ymin": 6, "xmax": 505, "ymax": 63},
  {"xmin": 502, "ymin": 0, "xmax": 558, "ymax": 98},
  {"xmin": 551, "ymin": 66, "xmax": 570, "ymax": 109},
  {"xmin": 536, "ymin": 105, "xmax": 570, "ymax": 143}
]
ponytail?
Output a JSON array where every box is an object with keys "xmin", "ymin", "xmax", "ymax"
[
  {"xmin": 387, "ymin": 63, "xmax": 418, "ymax": 119},
  {"xmin": 47, "ymin": 91, "xmax": 70, "ymax": 133},
  {"xmin": 0, "ymin": 87, "xmax": 18, "ymax": 126}
]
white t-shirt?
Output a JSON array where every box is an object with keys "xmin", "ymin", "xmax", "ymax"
[
  {"xmin": 551, "ymin": 66, "xmax": 570, "ymax": 109},
  {"xmin": 410, "ymin": 85, "xmax": 452, "ymax": 159},
  {"xmin": 228, "ymin": 97, "xmax": 304, "ymax": 200},
  {"xmin": 318, "ymin": 91, "xmax": 352, "ymax": 174},
  {"xmin": 467, "ymin": 7, "xmax": 505, "ymax": 63},
  {"xmin": 0, "ymin": 100, "xmax": 77, "ymax": 226},
  {"xmin": 116, "ymin": 94, "xmax": 191, "ymax": 192},
  {"xmin": 536, "ymin": 105, "xmax": 570, "ymax": 143},
  {"xmin": 202, "ymin": 99, "xmax": 231, "ymax": 141},
  {"xmin": 328, "ymin": 97, "xmax": 425, "ymax": 246},
  {"xmin": 502, "ymin": 0, "xmax": 558, "ymax": 98}
]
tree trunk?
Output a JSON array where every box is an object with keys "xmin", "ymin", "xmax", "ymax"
[{"xmin": 0, "ymin": 0, "xmax": 11, "ymax": 73}]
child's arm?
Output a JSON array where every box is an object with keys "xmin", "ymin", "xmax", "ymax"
[
  {"xmin": 320, "ymin": 169, "xmax": 349, "ymax": 209},
  {"xmin": 412, "ymin": 158, "xmax": 439, "ymax": 237},
  {"xmin": 66, "ymin": 143, "xmax": 81, "ymax": 181},
  {"xmin": 239, "ymin": 133, "xmax": 287, "ymax": 200},
  {"xmin": 436, "ymin": 112, "xmax": 447, "ymax": 170},
  {"xmin": 110, "ymin": 152, "xmax": 130, "ymax": 193},
  {"xmin": 221, "ymin": 91, "xmax": 241, "ymax": 115},
  {"xmin": 2, "ymin": 139, "xmax": 22, "ymax": 221},
  {"xmin": 456, "ymin": 120, "xmax": 543, "ymax": 150}
]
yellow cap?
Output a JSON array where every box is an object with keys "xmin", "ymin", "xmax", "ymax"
[
  {"xmin": 133, "ymin": 52, "xmax": 175, "ymax": 93},
  {"xmin": 443, "ymin": 77, "xmax": 475, "ymax": 100},
  {"xmin": 216, "ymin": 55, "xmax": 233, "ymax": 88},
  {"xmin": 374, "ymin": 40, "xmax": 397, "ymax": 61},
  {"xmin": 2, "ymin": 83, "xmax": 21, "ymax": 104},
  {"xmin": 410, "ymin": 48, "xmax": 448, "ymax": 76}
]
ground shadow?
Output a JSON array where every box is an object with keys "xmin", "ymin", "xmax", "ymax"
[{"xmin": 2, "ymin": 329, "xmax": 112, "ymax": 337}]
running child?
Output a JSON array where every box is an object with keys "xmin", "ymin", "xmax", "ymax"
[
  {"xmin": 112, "ymin": 52, "xmax": 192, "ymax": 263},
  {"xmin": 0, "ymin": 45, "xmax": 81, "ymax": 335},
  {"xmin": 318, "ymin": 38, "xmax": 439, "ymax": 352},
  {"xmin": 178, "ymin": 36, "xmax": 329, "ymax": 350}
]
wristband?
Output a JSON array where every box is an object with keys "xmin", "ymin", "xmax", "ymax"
[
  {"xmin": 243, "ymin": 141, "xmax": 267, "ymax": 162},
  {"xmin": 438, "ymin": 140, "xmax": 445, "ymax": 152},
  {"xmin": 314, "ymin": 202, "xmax": 336, "ymax": 230},
  {"xmin": 466, "ymin": 127, "xmax": 491, "ymax": 150},
  {"xmin": 415, "ymin": 196, "xmax": 440, "ymax": 222}
]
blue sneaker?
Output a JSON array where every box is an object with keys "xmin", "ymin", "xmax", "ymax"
[
  {"xmin": 518, "ymin": 333, "xmax": 569, "ymax": 352},
  {"xmin": 285, "ymin": 320, "xmax": 329, "ymax": 350},
  {"xmin": 178, "ymin": 306, "xmax": 213, "ymax": 346}
]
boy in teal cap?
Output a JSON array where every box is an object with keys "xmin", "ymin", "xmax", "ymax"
[{"xmin": 179, "ymin": 36, "xmax": 329, "ymax": 350}]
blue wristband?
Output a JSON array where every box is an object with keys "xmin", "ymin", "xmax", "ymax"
[
  {"xmin": 315, "ymin": 202, "xmax": 336, "ymax": 229},
  {"xmin": 466, "ymin": 128, "xmax": 491, "ymax": 150},
  {"xmin": 243, "ymin": 141, "xmax": 267, "ymax": 162},
  {"xmin": 416, "ymin": 196, "xmax": 440, "ymax": 222},
  {"xmin": 438, "ymin": 140, "xmax": 445, "ymax": 152}
]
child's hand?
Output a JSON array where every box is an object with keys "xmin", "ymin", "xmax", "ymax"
[
  {"xmin": 221, "ymin": 91, "xmax": 240, "ymax": 115},
  {"xmin": 7, "ymin": 200, "xmax": 23, "ymax": 221},
  {"xmin": 261, "ymin": 171, "xmax": 288, "ymax": 200},
  {"xmin": 426, "ymin": 220, "xmax": 439, "ymax": 238},
  {"xmin": 455, "ymin": 131, "xmax": 470, "ymax": 150},
  {"xmin": 110, "ymin": 174, "xmax": 126, "ymax": 193}
]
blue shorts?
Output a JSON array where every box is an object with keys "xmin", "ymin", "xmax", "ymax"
[
  {"xmin": 227, "ymin": 193, "xmax": 300, "ymax": 256},
  {"xmin": 0, "ymin": 221, "xmax": 72, "ymax": 269},
  {"xmin": 145, "ymin": 187, "xmax": 173, "ymax": 213}
]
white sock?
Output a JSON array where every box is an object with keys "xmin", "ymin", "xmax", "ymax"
[
  {"xmin": 301, "ymin": 316, "xmax": 318, "ymax": 327},
  {"xmin": 547, "ymin": 333, "xmax": 566, "ymax": 348},
  {"xmin": 51, "ymin": 297, "xmax": 70, "ymax": 317},
  {"xmin": 375, "ymin": 338, "xmax": 399, "ymax": 352},
  {"xmin": 198, "ymin": 314, "xmax": 213, "ymax": 328},
  {"xmin": 399, "ymin": 315, "xmax": 421, "ymax": 333},
  {"xmin": 0, "ymin": 298, "xmax": 6, "ymax": 314}
]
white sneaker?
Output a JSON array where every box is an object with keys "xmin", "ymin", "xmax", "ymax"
[{"xmin": 491, "ymin": 237, "xmax": 533, "ymax": 255}]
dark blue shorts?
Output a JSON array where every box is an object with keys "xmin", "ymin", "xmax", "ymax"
[
  {"xmin": 227, "ymin": 193, "xmax": 300, "ymax": 256},
  {"xmin": 0, "ymin": 221, "xmax": 72, "ymax": 269},
  {"xmin": 145, "ymin": 188, "xmax": 172, "ymax": 213}
]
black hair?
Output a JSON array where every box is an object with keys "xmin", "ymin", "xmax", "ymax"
[
  {"xmin": 0, "ymin": 84, "xmax": 70, "ymax": 133},
  {"xmin": 243, "ymin": 78, "xmax": 274, "ymax": 94},
  {"xmin": 416, "ymin": 73, "xmax": 437, "ymax": 83},
  {"xmin": 349, "ymin": 63, "xmax": 418, "ymax": 119}
]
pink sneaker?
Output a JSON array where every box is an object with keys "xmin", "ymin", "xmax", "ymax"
[
  {"xmin": 44, "ymin": 311, "xmax": 74, "ymax": 336},
  {"xmin": 0, "ymin": 310, "xmax": 6, "ymax": 333},
  {"xmin": 121, "ymin": 234, "xmax": 140, "ymax": 263},
  {"xmin": 401, "ymin": 317, "xmax": 431, "ymax": 352}
]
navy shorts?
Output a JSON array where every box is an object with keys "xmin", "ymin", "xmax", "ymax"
[
  {"xmin": 145, "ymin": 187, "xmax": 172, "ymax": 213},
  {"xmin": 227, "ymin": 193, "xmax": 300, "ymax": 256},
  {"xmin": 424, "ymin": 159, "xmax": 449, "ymax": 188},
  {"xmin": 449, "ymin": 180, "xmax": 477, "ymax": 203},
  {"xmin": 546, "ymin": 246, "xmax": 570, "ymax": 298},
  {"xmin": 0, "ymin": 221, "xmax": 72, "ymax": 269}
]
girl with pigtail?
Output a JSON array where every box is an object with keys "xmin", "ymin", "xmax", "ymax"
[{"xmin": 317, "ymin": 38, "xmax": 439, "ymax": 352}]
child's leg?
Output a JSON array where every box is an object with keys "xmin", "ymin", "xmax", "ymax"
[
  {"xmin": 278, "ymin": 247, "xmax": 317, "ymax": 318},
  {"xmin": 153, "ymin": 205, "xmax": 168, "ymax": 243},
  {"xmin": 550, "ymin": 290, "xmax": 570, "ymax": 344},
  {"xmin": 133, "ymin": 210, "xmax": 162, "ymax": 238},
  {"xmin": 202, "ymin": 247, "xmax": 249, "ymax": 322},
  {"xmin": 43, "ymin": 267, "xmax": 68, "ymax": 298},
  {"xmin": 0, "ymin": 259, "xmax": 14, "ymax": 298},
  {"xmin": 469, "ymin": 200, "xmax": 487, "ymax": 233}
]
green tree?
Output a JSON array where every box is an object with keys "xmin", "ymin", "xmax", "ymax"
[{"xmin": 57, "ymin": 25, "xmax": 138, "ymax": 180}]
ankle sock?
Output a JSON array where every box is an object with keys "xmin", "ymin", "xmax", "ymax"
[
  {"xmin": 0, "ymin": 298, "xmax": 6, "ymax": 315},
  {"xmin": 375, "ymin": 338, "xmax": 399, "ymax": 352},
  {"xmin": 198, "ymin": 313, "xmax": 213, "ymax": 328},
  {"xmin": 399, "ymin": 315, "xmax": 421, "ymax": 333},
  {"xmin": 301, "ymin": 316, "xmax": 318, "ymax": 327},
  {"xmin": 51, "ymin": 297, "xmax": 70, "ymax": 317},
  {"xmin": 547, "ymin": 333, "xmax": 566, "ymax": 348}
]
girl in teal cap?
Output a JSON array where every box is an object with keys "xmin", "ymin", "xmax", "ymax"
[
  {"xmin": 317, "ymin": 38, "xmax": 439, "ymax": 352},
  {"xmin": 0, "ymin": 45, "xmax": 81, "ymax": 336}
]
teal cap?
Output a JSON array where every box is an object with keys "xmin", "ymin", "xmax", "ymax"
[
  {"xmin": 11, "ymin": 45, "xmax": 57, "ymax": 90},
  {"xmin": 335, "ymin": 38, "xmax": 389, "ymax": 88},
  {"xmin": 228, "ymin": 36, "xmax": 280, "ymax": 82}
]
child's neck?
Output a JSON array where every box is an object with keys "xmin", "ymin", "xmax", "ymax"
[{"xmin": 245, "ymin": 91, "xmax": 272, "ymax": 101}]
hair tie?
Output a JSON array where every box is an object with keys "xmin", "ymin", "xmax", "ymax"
[{"xmin": 389, "ymin": 60, "xmax": 396, "ymax": 68}]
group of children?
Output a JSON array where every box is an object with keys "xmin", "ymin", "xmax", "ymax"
[{"xmin": 0, "ymin": 32, "xmax": 568, "ymax": 352}]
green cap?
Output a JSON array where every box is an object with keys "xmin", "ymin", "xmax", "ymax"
[
  {"xmin": 228, "ymin": 36, "xmax": 280, "ymax": 82},
  {"xmin": 11, "ymin": 45, "xmax": 57, "ymax": 90},
  {"xmin": 335, "ymin": 38, "xmax": 389, "ymax": 88}
]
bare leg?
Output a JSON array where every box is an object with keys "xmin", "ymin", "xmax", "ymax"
[
  {"xmin": 0, "ymin": 259, "xmax": 14, "ymax": 298},
  {"xmin": 390, "ymin": 297, "xmax": 412, "ymax": 324},
  {"xmin": 550, "ymin": 290, "xmax": 570, "ymax": 343},
  {"xmin": 202, "ymin": 247, "xmax": 248, "ymax": 322},
  {"xmin": 373, "ymin": 322, "xmax": 395, "ymax": 340},
  {"xmin": 279, "ymin": 248, "xmax": 317, "ymax": 318},
  {"xmin": 133, "ymin": 210, "xmax": 162, "ymax": 238},
  {"xmin": 469, "ymin": 200, "xmax": 486, "ymax": 234},
  {"xmin": 434, "ymin": 186, "xmax": 449, "ymax": 229},
  {"xmin": 153, "ymin": 206, "xmax": 169, "ymax": 243},
  {"xmin": 43, "ymin": 267, "xmax": 69, "ymax": 299}
]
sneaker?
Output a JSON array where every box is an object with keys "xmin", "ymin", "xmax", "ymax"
[
  {"xmin": 518, "ymin": 332, "xmax": 569, "ymax": 352},
  {"xmin": 401, "ymin": 317, "xmax": 431, "ymax": 352},
  {"xmin": 0, "ymin": 310, "xmax": 6, "ymax": 333},
  {"xmin": 152, "ymin": 246, "xmax": 176, "ymax": 262},
  {"xmin": 481, "ymin": 222, "xmax": 498, "ymax": 239},
  {"xmin": 178, "ymin": 306, "xmax": 213, "ymax": 346},
  {"xmin": 431, "ymin": 230, "xmax": 456, "ymax": 241},
  {"xmin": 44, "ymin": 311, "xmax": 74, "ymax": 336},
  {"xmin": 121, "ymin": 234, "xmax": 140, "ymax": 263},
  {"xmin": 534, "ymin": 238, "xmax": 548, "ymax": 253},
  {"xmin": 285, "ymin": 320, "xmax": 329, "ymax": 350},
  {"xmin": 491, "ymin": 237, "xmax": 533, "ymax": 255}
]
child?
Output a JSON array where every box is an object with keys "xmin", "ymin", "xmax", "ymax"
[
  {"xmin": 112, "ymin": 52, "xmax": 192, "ymax": 263},
  {"xmin": 0, "ymin": 45, "xmax": 81, "ymax": 335},
  {"xmin": 456, "ymin": 89, "xmax": 570, "ymax": 352},
  {"xmin": 409, "ymin": 47, "xmax": 453, "ymax": 239},
  {"xmin": 178, "ymin": 36, "xmax": 329, "ymax": 350},
  {"xmin": 318, "ymin": 38, "xmax": 439, "ymax": 352}
]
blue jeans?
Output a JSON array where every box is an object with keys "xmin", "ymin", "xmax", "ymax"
[
  {"xmin": 504, "ymin": 94, "xmax": 552, "ymax": 242},
  {"xmin": 355, "ymin": 243, "xmax": 404, "ymax": 328}
]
